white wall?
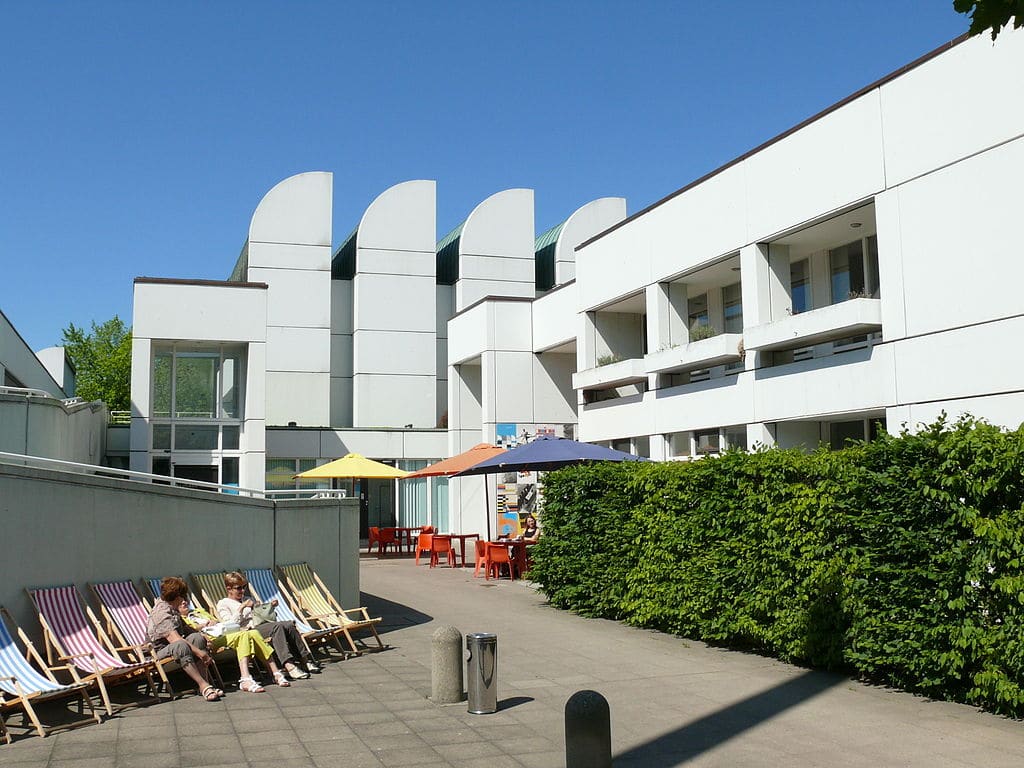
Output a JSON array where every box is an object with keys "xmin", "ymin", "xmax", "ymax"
[
  {"xmin": 246, "ymin": 172, "xmax": 333, "ymax": 428},
  {"xmin": 352, "ymin": 181, "xmax": 437, "ymax": 428},
  {"xmin": 0, "ymin": 309, "xmax": 66, "ymax": 396}
]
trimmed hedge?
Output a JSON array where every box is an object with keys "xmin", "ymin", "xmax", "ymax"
[{"xmin": 528, "ymin": 417, "xmax": 1024, "ymax": 716}]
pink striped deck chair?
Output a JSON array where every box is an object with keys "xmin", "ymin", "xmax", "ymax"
[
  {"xmin": 27, "ymin": 585, "xmax": 160, "ymax": 716},
  {"xmin": 90, "ymin": 580, "xmax": 181, "ymax": 697}
]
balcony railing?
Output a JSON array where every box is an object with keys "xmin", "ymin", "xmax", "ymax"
[
  {"xmin": 572, "ymin": 357, "xmax": 647, "ymax": 391},
  {"xmin": 645, "ymin": 333, "xmax": 744, "ymax": 375},
  {"xmin": 743, "ymin": 298, "xmax": 882, "ymax": 352}
]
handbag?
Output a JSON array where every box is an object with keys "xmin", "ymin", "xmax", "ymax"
[{"xmin": 250, "ymin": 602, "xmax": 278, "ymax": 626}]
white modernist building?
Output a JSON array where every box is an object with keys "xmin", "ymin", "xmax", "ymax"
[{"xmin": 129, "ymin": 30, "xmax": 1024, "ymax": 536}]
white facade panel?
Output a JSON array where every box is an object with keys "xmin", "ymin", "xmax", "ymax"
[
  {"xmin": 491, "ymin": 302, "xmax": 533, "ymax": 352},
  {"xmin": 880, "ymin": 33, "xmax": 1024, "ymax": 187},
  {"xmin": 578, "ymin": 393, "xmax": 655, "ymax": 443},
  {"xmin": 247, "ymin": 267, "xmax": 331, "ymax": 329},
  {"xmin": 533, "ymin": 352, "xmax": 576, "ymax": 425},
  {"xmin": 245, "ymin": 242, "xmax": 330, "ymax": 271},
  {"xmin": 353, "ymin": 274, "xmax": 435, "ymax": 332},
  {"xmin": 744, "ymin": 93, "xmax": 885, "ymax": 243},
  {"xmin": 456, "ymin": 279, "xmax": 535, "ymax": 311},
  {"xmin": 133, "ymin": 283, "xmax": 267, "ymax": 342},
  {"xmin": 266, "ymin": 326, "xmax": 331, "ymax": 372},
  {"xmin": 893, "ymin": 137, "xmax": 1024, "ymax": 336},
  {"xmin": 352, "ymin": 330, "xmax": 435, "ymax": 375},
  {"xmin": 488, "ymin": 351, "xmax": 535, "ymax": 424},
  {"xmin": 893, "ymin": 318, "xmax": 1024, "ymax": 406},
  {"xmin": 248, "ymin": 171, "xmax": 332, "ymax": 247},
  {"xmin": 533, "ymin": 285, "xmax": 576, "ymax": 352},
  {"xmin": 357, "ymin": 180, "xmax": 436, "ymax": 253},
  {"xmin": 330, "ymin": 334, "xmax": 353, "ymax": 378},
  {"xmin": 400, "ymin": 430, "xmax": 448, "ymax": 460},
  {"xmin": 460, "ymin": 253, "xmax": 535, "ymax": 281},
  {"xmin": 902, "ymin": 392, "xmax": 1024, "ymax": 433},
  {"xmin": 353, "ymin": 373, "xmax": 436, "ymax": 428},
  {"xmin": 245, "ymin": 341, "xmax": 266, "ymax": 421},
  {"xmin": 319, "ymin": 429, "xmax": 407, "ymax": 460},
  {"xmin": 356, "ymin": 247, "xmax": 435, "ymax": 278},
  {"xmin": 265, "ymin": 372, "xmax": 331, "ymax": 427},
  {"xmin": 655, "ymin": 376, "xmax": 755, "ymax": 433},
  {"xmin": 265, "ymin": 429, "xmax": 322, "ymax": 457},
  {"xmin": 752, "ymin": 347, "xmax": 895, "ymax": 423},
  {"xmin": 447, "ymin": 306, "xmax": 489, "ymax": 365}
]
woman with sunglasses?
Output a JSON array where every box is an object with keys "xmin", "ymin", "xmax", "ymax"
[{"xmin": 216, "ymin": 572, "xmax": 320, "ymax": 680}]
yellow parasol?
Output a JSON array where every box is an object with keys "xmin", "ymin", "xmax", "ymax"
[{"xmin": 295, "ymin": 453, "xmax": 409, "ymax": 480}]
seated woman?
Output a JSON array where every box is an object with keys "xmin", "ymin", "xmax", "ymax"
[
  {"xmin": 179, "ymin": 601, "xmax": 290, "ymax": 692},
  {"xmin": 146, "ymin": 576, "xmax": 222, "ymax": 701},
  {"xmin": 521, "ymin": 514, "xmax": 540, "ymax": 543},
  {"xmin": 217, "ymin": 572, "xmax": 320, "ymax": 680}
]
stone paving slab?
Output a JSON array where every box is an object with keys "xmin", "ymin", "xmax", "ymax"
[{"xmin": 2, "ymin": 555, "xmax": 1023, "ymax": 766}]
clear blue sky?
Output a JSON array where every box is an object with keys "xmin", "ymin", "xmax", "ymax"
[{"xmin": 1, "ymin": 2, "xmax": 967, "ymax": 351}]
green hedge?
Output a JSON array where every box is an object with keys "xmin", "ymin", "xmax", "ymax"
[{"xmin": 528, "ymin": 417, "xmax": 1024, "ymax": 716}]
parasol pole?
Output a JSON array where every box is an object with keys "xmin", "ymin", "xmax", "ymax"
[{"xmin": 484, "ymin": 476, "xmax": 491, "ymax": 541}]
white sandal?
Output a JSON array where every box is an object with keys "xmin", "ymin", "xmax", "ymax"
[
  {"xmin": 239, "ymin": 676, "xmax": 265, "ymax": 693},
  {"xmin": 273, "ymin": 670, "xmax": 292, "ymax": 687}
]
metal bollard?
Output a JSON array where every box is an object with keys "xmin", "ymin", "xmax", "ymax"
[
  {"xmin": 431, "ymin": 625, "xmax": 464, "ymax": 704},
  {"xmin": 465, "ymin": 632, "xmax": 498, "ymax": 714},
  {"xmin": 565, "ymin": 689, "xmax": 611, "ymax": 768}
]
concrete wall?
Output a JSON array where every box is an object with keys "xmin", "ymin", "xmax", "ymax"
[
  {"xmin": 0, "ymin": 461, "xmax": 360, "ymax": 645},
  {"xmin": 0, "ymin": 394, "xmax": 107, "ymax": 463}
]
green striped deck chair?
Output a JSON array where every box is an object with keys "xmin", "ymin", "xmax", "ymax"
[
  {"xmin": 278, "ymin": 562, "xmax": 386, "ymax": 656},
  {"xmin": 190, "ymin": 571, "xmax": 229, "ymax": 614}
]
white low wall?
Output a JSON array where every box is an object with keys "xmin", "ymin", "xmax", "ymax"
[{"xmin": 0, "ymin": 462, "xmax": 360, "ymax": 645}]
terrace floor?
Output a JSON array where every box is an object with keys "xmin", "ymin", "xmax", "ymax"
[{"xmin": 4, "ymin": 554, "xmax": 1024, "ymax": 767}]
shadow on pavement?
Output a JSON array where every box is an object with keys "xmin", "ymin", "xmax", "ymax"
[
  {"xmin": 613, "ymin": 669, "xmax": 844, "ymax": 767},
  {"xmin": 361, "ymin": 590, "xmax": 433, "ymax": 636},
  {"xmin": 497, "ymin": 695, "xmax": 534, "ymax": 711}
]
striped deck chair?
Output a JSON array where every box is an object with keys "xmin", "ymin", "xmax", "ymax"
[
  {"xmin": 190, "ymin": 571, "xmax": 229, "ymax": 614},
  {"xmin": 0, "ymin": 607, "xmax": 100, "ymax": 739},
  {"xmin": 279, "ymin": 562, "xmax": 387, "ymax": 656},
  {"xmin": 27, "ymin": 585, "xmax": 160, "ymax": 716},
  {"xmin": 245, "ymin": 568, "xmax": 345, "ymax": 657},
  {"xmin": 90, "ymin": 581, "xmax": 182, "ymax": 697}
]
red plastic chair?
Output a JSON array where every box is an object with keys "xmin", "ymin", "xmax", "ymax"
[
  {"xmin": 429, "ymin": 536, "xmax": 456, "ymax": 568},
  {"xmin": 415, "ymin": 533, "xmax": 434, "ymax": 565},
  {"xmin": 376, "ymin": 527, "xmax": 400, "ymax": 557},
  {"xmin": 473, "ymin": 540, "xmax": 488, "ymax": 578},
  {"xmin": 485, "ymin": 543, "xmax": 518, "ymax": 581},
  {"xmin": 367, "ymin": 526, "xmax": 380, "ymax": 554}
]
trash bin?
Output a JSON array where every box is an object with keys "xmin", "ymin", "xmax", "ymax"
[{"xmin": 466, "ymin": 632, "xmax": 498, "ymax": 714}]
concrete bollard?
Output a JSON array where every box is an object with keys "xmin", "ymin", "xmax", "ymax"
[
  {"xmin": 431, "ymin": 625, "xmax": 464, "ymax": 703},
  {"xmin": 565, "ymin": 689, "xmax": 611, "ymax": 768}
]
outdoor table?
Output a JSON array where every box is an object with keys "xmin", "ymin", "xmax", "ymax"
[
  {"xmin": 441, "ymin": 532, "xmax": 480, "ymax": 568},
  {"xmin": 393, "ymin": 526, "xmax": 422, "ymax": 554}
]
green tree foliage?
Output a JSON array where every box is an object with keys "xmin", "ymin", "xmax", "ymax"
[
  {"xmin": 954, "ymin": 0, "xmax": 1023, "ymax": 39},
  {"xmin": 61, "ymin": 316, "xmax": 132, "ymax": 411},
  {"xmin": 530, "ymin": 417, "xmax": 1024, "ymax": 716}
]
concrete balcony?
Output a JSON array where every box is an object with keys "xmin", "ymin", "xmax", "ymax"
[
  {"xmin": 645, "ymin": 333, "xmax": 744, "ymax": 375},
  {"xmin": 744, "ymin": 298, "xmax": 882, "ymax": 352},
  {"xmin": 573, "ymin": 357, "xmax": 647, "ymax": 391}
]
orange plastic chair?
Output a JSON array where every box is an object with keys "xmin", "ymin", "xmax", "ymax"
[
  {"xmin": 415, "ymin": 533, "xmax": 434, "ymax": 565},
  {"xmin": 376, "ymin": 527, "xmax": 400, "ymax": 557},
  {"xmin": 473, "ymin": 540, "xmax": 488, "ymax": 577},
  {"xmin": 485, "ymin": 543, "xmax": 517, "ymax": 581},
  {"xmin": 420, "ymin": 525, "xmax": 435, "ymax": 533},
  {"xmin": 429, "ymin": 536, "xmax": 456, "ymax": 568},
  {"xmin": 367, "ymin": 526, "xmax": 380, "ymax": 554}
]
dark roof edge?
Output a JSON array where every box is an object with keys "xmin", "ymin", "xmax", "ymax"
[
  {"xmin": 134, "ymin": 277, "xmax": 268, "ymax": 289},
  {"xmin": 576, "ymin": 33, "xmax": 970, "ymax": 252}
]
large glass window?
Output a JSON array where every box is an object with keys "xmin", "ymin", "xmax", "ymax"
[
  {"xmin": 175, "ymin": 355, "xmax": 218, "ymax": 419},
  {"xmin": 830, "ymin": 238, "xmax": 879, "ymax": 304},
  {"xmin": 153, "ymin": 353, "xmax": 172, "ymax": 418},
  {"xmin": 722, "ymin": 283, "xmax": 742, "ymax": 334},
  {"xmin": 791, "ymin": 259, "xmax": 810, "ymax": 314},
  {"xmin": 152, "ymin": 346, "xmax": 244, "ymax": 422},
  {"xmin": 688, "ymin": 293, "xmax": 710, "ymax": 337}
]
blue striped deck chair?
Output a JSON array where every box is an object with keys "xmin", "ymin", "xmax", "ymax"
[
  {"xmin": 244, "ymin": 568, "xmax": 344, "ymax": 657},
  {"xmin": 0, "ymin": 607, "xmax": 100, "ymax": 740}
]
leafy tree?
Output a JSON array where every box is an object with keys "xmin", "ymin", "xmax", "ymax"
[
  {"xmin": 61, "ymin": 316, "xmax": 132, "ymax": 411},
  {"xmin": 954, "ymin": 0, "xmax": 1023, "ymax": 39}
]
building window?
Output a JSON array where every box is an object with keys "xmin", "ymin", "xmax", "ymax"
[
  {"xmin": 791, "ymin": 259, "xmax": 810, "ymax": 314},
  {"xmin": 830, "ymin": 237, "xmax": 879, "ymax": 303},
  {"xmin": 722, "ymin": 283, "xmax": 742, "ymax": 333},
  {"xmin": 724, "ymin": 425, "xmax": 748, "ymax": 451},
  {"xmin": 265, "ymin": 458, "xmax": 326, "ymax": 498},
  {"xmin": 694, "ymin": 429, "xmax": 721, "ymax": 456},
  {"xmin": 667, "ymin": 432, "xmax": 691, "ymax": 458},
  {"xmin": 688, "ymin": 293, "xmax": 709, "ymax": 336}
]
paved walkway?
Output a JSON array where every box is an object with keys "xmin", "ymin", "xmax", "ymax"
[{"xmin": 3, "ymin": 555, "xmax": 1023, "ymax": 767}]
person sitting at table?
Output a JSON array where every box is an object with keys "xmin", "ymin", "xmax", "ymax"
[
  {"xmin": 522, "ymin": 514, "xmax": 540, "ymax": 543},
  {"xmin": 179, "ymin": 600, "xmax": 290, "ymax": 692},
  {"xmin": 217, "ymin": 571, "xmax": 320, "ymax": 680}
]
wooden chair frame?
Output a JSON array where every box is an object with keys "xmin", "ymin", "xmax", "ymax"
[{"xmin": 244, "ymin": 568, "xmax": 347, "ymax": 658}]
